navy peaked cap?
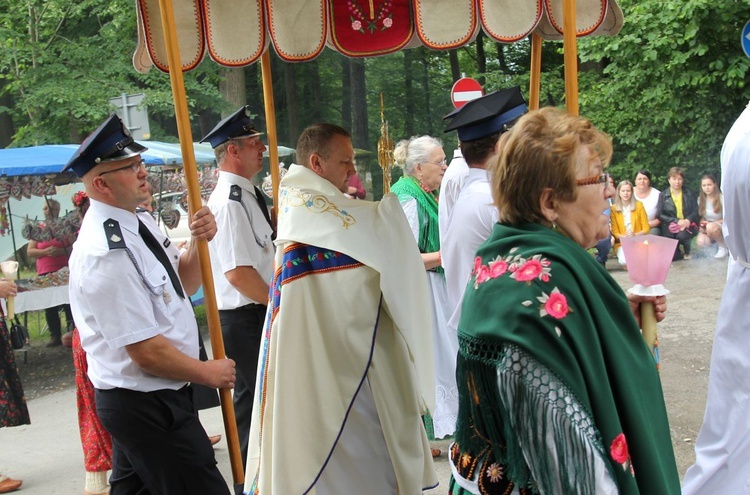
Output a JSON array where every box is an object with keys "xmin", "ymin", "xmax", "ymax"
[
  {"xmin": 200, "ymin": 106, "xmax": 263, "ymax": 149},
  {"xmin": 63, "ymin": 114, "xmax": 147, "ymax": 177},
  {"xmin": 444, "ymin": 87, "xmax": 527, "ymax": 142}
]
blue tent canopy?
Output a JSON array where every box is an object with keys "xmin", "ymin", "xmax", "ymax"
[{"xmin": 0, "ymin": 142, "xmax": 217, "ymax": 177}]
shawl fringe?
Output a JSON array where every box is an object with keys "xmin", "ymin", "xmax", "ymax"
[{"xmin": 456, "ymin": 338, "xmax": 611, "ymax": 495}]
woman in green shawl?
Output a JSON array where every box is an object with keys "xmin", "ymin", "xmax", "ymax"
[
  {"xmin": 448, "ymin": 108, "xmax": 679, "ymax": 494},
  {"xmin": 391, "ymin": 135, "xmax": 458, "ymax": 453}
]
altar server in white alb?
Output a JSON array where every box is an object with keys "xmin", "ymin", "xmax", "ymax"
[
  {"xmin": 245, "ymin": 123, "xmax": 437, "ymax": 494},
  {"xmin": 682, "ymin": 101, "xmax": 750, "ymax": 494},
  {"xmin": 201, "ymin": 107, "xmax": 274, "ymax": 494},
  {"xmin": 65, "ymin": 114, "xmax": 235, "ymax": 495}
]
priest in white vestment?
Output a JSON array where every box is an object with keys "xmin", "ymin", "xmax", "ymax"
[{"xmin": 244, "ymin": 123, "xmax": 438, "ymax": 494}]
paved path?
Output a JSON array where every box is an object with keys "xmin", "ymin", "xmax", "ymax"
[{"xmin": 0, "ymin": 372, "xmax": 451, "ymax": 494}]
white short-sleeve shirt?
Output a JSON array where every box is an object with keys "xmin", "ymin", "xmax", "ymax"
[
  {"xmin": 438, "ymin": 149, "xmax": 469, "ymax": 243},
  {"xmin": 442, "ymin": 168, "xmax": 498, "ymax": 314},
  {"xmin": 68, "ymin": 199, "xmax": 199, "ymax": 392},
  {"xmin": 207, "ymin": 172, "xmax": 275, "ymax": 309}
]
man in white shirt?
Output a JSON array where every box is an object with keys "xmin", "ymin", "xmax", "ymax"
[
  {"xmin": 441, "ymin": 88, "xmax": 527, "ymax": 316},
  {"xmin": 66, "ymin": 114, "xmax": 235, "ymax": 494},
  {"xmin": 201, "ymin": 106, "xmax": 275, "ymax": 494}
]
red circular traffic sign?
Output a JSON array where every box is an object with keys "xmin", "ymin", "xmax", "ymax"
[{"xmin": 451, "ymin": 77, "xmax": 483, "ymax": 109}]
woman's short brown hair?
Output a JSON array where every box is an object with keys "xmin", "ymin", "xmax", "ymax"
[
  {"xmin": 491, "ymin": 107, "xmax": 612, "ymax": 226},
  {"xmin": 667, "ymin": 166, "xmax": 684, "ymax": 179}
]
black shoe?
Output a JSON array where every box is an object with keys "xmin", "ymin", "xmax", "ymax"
[{"xmin": 46, "ymin": 338, "xmax": 62, "ymax": 347}]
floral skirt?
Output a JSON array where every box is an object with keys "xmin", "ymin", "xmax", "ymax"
[
  {"xmin": 0, "ymin": 317, "xmax": 30, "ymax": 428},
  {"xmin": 73, "ymin": 328, "xmax": 112, "ymax": 472}
]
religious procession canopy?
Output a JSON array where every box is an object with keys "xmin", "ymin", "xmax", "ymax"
[{"xmin": 133, "ymin": 0, "xmax": 623, "ymax": 72}]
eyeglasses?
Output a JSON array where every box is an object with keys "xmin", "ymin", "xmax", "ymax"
[
  {"xmin": 99, "ymin": 160, "xmax": 145, "ymax": 177},
  {"xmin": 576, "ymin": 173, "xmax": 610, "ymax": 188},
  {"xmin": 423, "ymin": 158, "xmax": 447, "ymax": 166}
]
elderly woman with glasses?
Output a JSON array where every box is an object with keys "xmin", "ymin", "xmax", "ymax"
[
  {"xmin": 448, "ymin": 108, "xmax": 680, "ymax": 495},
  {"xmin": 391, "ymin": 135, "xmax": 458, "ymax": 451}
]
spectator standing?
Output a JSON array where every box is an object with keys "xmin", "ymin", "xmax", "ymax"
[
  {"xmin": 696, "ymin": 173, "xmax": 727, "ymax": 258},
  {"xmin": 346, "ymin": 171, "xmax": 367, "ymax": 199},
  {"xmin": 26, "ymin": 199, "xmax": 74, "ymax": 347},
  {"xmin": 0, "ymin": 278, "xmax": 26, "ymax": 494}
]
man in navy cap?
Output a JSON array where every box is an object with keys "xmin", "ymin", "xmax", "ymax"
[
  {"xmin": 440, "ymin": 87, "xmax": 527, "ymax": 323},
  {"xmin": 66, "ymin": 114, "xmax": 235, "ymax": 495},
  {"xmin": 201, "ymin": 106, "xmax": 274, "ymax": 494}
]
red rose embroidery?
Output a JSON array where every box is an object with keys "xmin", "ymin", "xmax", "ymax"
[
  {"xmin": 610, "ymin": 433, "xmax": 629, "ymax": 464},
  {"xmin": 514, "ymin": 259, "xmax": 543, "ymax": 282},
  {"xmin": 476, "ymin": 265, "xmax": 491, "ymax": 285},
  {"xmin": 489, "ymin": 259, "xmax": 508, "ymax": 278},
  {"xmin": 545, "ymin": 291, "xmax": 569, "ymax": 319},
  {"xmin": 473, "ymin": 256, "xmax": 483, "ymax": 274}
]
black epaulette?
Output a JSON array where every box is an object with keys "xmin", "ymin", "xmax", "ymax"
[
  {"xmin": 103, "ymin": 219, "xmax": 127, "ymax": 250},
  {"xmin": 229, "ymin": 184, "xmax": 242, "ymax": 202}
]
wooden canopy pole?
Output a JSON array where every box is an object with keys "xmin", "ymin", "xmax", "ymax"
[
  {"xmin": 562, "ymin": 0, "xmax": 580, "ymax": 115},
  {"xmin": 260, "ymin": 52, "xmax": 281, "ymax": 215},
  {"xmin": 155, "ymin": 0, "xmax": 244, "ymax": 483},
  {"xmin": 529, "ymin": 33, "xmax": 543, "ymax": 111}
]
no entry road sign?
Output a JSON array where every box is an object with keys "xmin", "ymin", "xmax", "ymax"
[{"xmin": 451, "ymin": 77, "xmax": 483, "ymax": 109}]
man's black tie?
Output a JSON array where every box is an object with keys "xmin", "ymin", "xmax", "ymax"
[
  {"xmin": 138, "ymin": 219, "xmax": 185, "ymax": 299},
  {"xmin": 253, "ymin": 186, "xmax": 272, "ymax": 228},
  {"xmin": 253, "ymin": 186, "xmax": 276, "ymax": 239}
]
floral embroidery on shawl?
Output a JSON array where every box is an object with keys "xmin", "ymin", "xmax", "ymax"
[
  {"xmin": 472, "ymin": 251, "xmax": 572, "ymax": 333},
  {"xmin": 610, "ymin": 433, "xmax": 635, "ymax": 476},
  {"xmin": 279, "ymin": 187, "xmax": 356, "ymax": 229}
]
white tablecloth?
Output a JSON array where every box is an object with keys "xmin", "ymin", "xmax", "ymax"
[{"xmin": 3, "ymin": 285, "xmax": 69, "ymax": 314}]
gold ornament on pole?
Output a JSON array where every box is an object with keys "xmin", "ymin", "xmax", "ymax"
[{"xmin": 377, "ymin": 93, "xmax": 394, "ymax": 195}]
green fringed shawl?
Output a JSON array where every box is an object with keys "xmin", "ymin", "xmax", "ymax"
[
  {"xmin": 391, "ymin": 176, "xmax": 442, "ymax": 274},
  {"xmin": 454, "ymin": 222, "xmax": 680, "ymax": 495}
]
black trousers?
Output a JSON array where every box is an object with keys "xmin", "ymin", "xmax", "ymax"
[
  {"xmin": 663, "ymin": 229, "xmax": 695, "ymax": 257},
  {"xmin": 44, "ymin": 303, "xmax": 72, "ymax": 339},
  {"xmin": 95, "ymin": 386, "xmax": 229, "ymax": 495},
  {"xmin": 219, "ymin": 303, "xmax": 265, "ymax": 494}
]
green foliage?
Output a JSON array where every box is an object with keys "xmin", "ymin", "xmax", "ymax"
[
  {"xmin": 576, "ymin": 0, "xmax": 750, "ymax": 189},
  {"xmin": 0, "ymin": 0, "xmax": 224, "ymax": 146}
]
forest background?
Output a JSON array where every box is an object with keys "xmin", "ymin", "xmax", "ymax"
[{"xmin": 1, "ymin": 0, "xmax": 749, "ymax": 196}]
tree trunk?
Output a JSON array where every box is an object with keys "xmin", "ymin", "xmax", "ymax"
[
  {"xmin": 404, "ymin": 50, "xmax": 415, "ymax": 137},
  {"xmin": 418, "ymin": 48, "xmax": 432, "ymax": 135},
  {"xmin": 0, "ymin": 85, "xmax": 14, "ymax": 147},
  {"xmin": 449, "ymin": 50, "xmax": 461, "ymax": 81},
  {"xmin": 341, "ymin": 57, "xmax": 352, "ymax": 131},
  {"xmin": 284, "ymin": 63, "xmax": 298, "ymax": 144},
  {"xmin": 307, "ymin": 61, "xmax": 322, "ymax": 124},
  {"xmin": 219, "ymin": 67, "xmax": 246, "ymax": 117},
  {"xmin": 496, "ymin": 43, "xmax": 510, "ymax": 74},
  {"xmin": 476, "ymin": 31, "xmax": 487, "ymax": 85},
  {"xmin": 350, "ymin": 58, "xmax": 369, "ymax": 150}
]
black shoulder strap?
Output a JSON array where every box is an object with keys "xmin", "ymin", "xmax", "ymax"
[
  {"xmin": 229, "ymin": 184, "xmax": 242, "ymax": 202},
  {"xmin": 103, "ymin": 219, "xmax": 127, "ymax": 250}
]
